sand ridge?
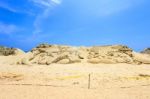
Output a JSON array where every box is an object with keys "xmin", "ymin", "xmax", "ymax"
[{"xmin": 1, "ymin": 44, "xmax": 150, "ymax": 65}]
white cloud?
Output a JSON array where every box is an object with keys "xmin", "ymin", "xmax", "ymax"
[
  {"xmin": 51, "ymin": 0, "xmax": 62, "ymax": 5},
  {"xmin": 31, "ymin": 0, "xmax": 52, "ymax": 7},
  {"xmin": 0, "ymin": 1, "xmax": 34, "ymax": 15},
  {"xmin": 30, "ymin": 0, "xmax": 62, "ymax": 8},
  {"xmin": 30, "ymin": 0, "xmax": 62, "ymax": 34},
  {"xmin": 0, "ymin": 2, "xmax": 17, "ymax": 13},
  {"xmin": 0, "ymin": 22, "xmax": 19, "ymax": 34}
]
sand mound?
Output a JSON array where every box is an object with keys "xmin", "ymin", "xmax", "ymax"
[
  {"xmin": 133, "ymin": 52, "xmax": 150, "ymax": 64},
  {"xmin": 0, "ymin": 46, "xmax": 25, "ymax": 56},
  {"xmin": 29, "ymin": 44, "xmax": 82, "ymax": 65},
  {"xmin": 87, "ymin": 45, "xmax": 133, "ymax": 64},
  {"xmin": 141, "ymin": 48, "xmax": 150, "ymax": 55},
  {"xmin": 23, "ymin": 44, "xmax": 136, "ymax": 65},
  {"xmin": 1, "ymin": 44, "xmax": 150, "ymax": 65}
]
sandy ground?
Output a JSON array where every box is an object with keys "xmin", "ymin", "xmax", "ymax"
[{"xmin": 0, "ymin": 63, "xmax": 150, "ymax": 99}]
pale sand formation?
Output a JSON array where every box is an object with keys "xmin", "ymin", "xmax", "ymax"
[
  {"xmin": 141, "ymin": 48, "xmax": 150, "ymax": 54},
  {"xmin": 1, "ymin": 44, "xmax": 150, "ymax": 65},
  {"xmin": 0, "ymin": 44, "xmax": 150, "ymax": 99}
]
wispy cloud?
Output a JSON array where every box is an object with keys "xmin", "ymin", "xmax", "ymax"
[
  {"xmin": 30, "ymin": 0, "xmax": 62, "ymax": 34},
  {"xmin": 51, "ymin": 0, "xmax": 62, "ymax": 5},
  {"xmin": 31, "ymin": 0, "xmax": 61, "ymax": 7},
  {"xmin": 0, "ymin": 2, "xmax": 17, "ymax": 13},
  {"xmin": 0, "ymin": 22, "xmax": 20, "ymax": 34},
  {"xmin": 0, "ymin": 1, "xmax": 34, "ymax": 15}
]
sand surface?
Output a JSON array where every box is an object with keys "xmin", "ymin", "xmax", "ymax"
[{"xmin": 0, "ymin": 62, "xmax": 150, "ymax": 99}]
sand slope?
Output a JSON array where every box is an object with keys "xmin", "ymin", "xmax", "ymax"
[{"xmin": 0, "ymin": 63, "xmax": 150, "ymax": 99}]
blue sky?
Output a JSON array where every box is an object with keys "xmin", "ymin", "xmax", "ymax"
[{"xmin": 0, "ymin": 0, "xmax": 150, "ymax": 51}]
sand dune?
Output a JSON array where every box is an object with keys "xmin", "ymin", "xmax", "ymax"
[
  {"xmin": 1, "ymin": 44, "xmax": 150, "ymax": 65},
  {"xmin": 0, "ymin": 44, "xmax": 150, "ymax": 99}
]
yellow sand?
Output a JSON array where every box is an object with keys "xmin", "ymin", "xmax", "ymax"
[{"xmin": 0, "ymin": 60, "xmax": 150, "ymax": 99}]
